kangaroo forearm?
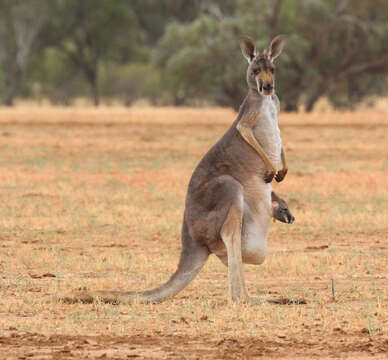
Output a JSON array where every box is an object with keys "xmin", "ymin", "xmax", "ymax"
[
  {"xmin": 237, "ymin": 121, "xmax": 276, "ymax": 171},
  {"xmin": 274, "ymin": 146, "xmax": 288, "ymax": 182},
  {"xmin": 280, "ymin": 147, "xmax": 288, "ymax": 170}
]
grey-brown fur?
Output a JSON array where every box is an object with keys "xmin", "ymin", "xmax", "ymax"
[{"xmin": 64, "ymin": 35, "xmax": 290, "ymax": 305}]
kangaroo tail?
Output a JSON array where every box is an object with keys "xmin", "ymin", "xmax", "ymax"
[
  {"xmin": 63, "ymin": 225, "xmax": 209, "ymax": 304},
  {"xmin": 136, "ymin": 238, "xmax": 209, "ymax": 303}
]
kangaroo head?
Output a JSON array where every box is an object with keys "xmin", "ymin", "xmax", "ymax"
[{"xmin": 240, "ymin": 35, "xmax": 286, "ymax": 96}]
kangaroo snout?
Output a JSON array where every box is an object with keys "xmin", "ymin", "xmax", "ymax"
[{"xmin": 262, "ymin": 83, "xmax": 273, "ymax": 91}]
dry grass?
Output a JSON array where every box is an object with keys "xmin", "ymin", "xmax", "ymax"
[{"xmin": 0, "ymin": 107, "xmax": 387, "ymax": 359}]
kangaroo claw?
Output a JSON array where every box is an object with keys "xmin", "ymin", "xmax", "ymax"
[
  {"xmin": 275, "ymin": 168, "xmax": 288, "ymax": 182},
  {"xmin": 264, "ymin": 170, "xmax": 275, "ymax": 183}
]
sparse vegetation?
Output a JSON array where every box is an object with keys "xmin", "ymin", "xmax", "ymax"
[{"xmin": 0, "ymin": 107, "xmax": 386, "ymax": 358}]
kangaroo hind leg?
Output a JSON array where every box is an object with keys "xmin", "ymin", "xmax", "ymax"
[{"xmin": 218, "ymin": 178, "xmax": 249, "ymax": 303}]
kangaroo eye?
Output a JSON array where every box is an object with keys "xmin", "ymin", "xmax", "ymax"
[
  {"xmin": 270, "ymin": 68, "xmax": 275, "ymax": 73},
  {"xmin": 253, "ymin": 69, "xmax": 260, "ymax": 75}
]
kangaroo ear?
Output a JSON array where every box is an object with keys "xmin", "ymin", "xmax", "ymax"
[
  {"xmin": 240, "ymin": 36, "xmax": 257, "ymax": 63},
  {"xmin": 266, "ymin": 34, "xmax": 286, "ymax": 62}
]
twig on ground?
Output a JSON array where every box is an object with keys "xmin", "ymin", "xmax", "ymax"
[{"xmin": 331, "ymin": 277, "xmax": 336, "ymax": 301}]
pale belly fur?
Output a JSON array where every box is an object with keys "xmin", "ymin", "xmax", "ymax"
[
  {"xmin": 241, "ymin": 181, "xmax": 272, "ymax": 265},
  {"xmin": 253, "ymin": 96, "xmax": 282, "ymax": 169},
  {"xmin": 241, "ymin": 96, "xmax": 281, "ymax": 264}
]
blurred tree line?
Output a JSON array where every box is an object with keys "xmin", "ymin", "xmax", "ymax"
[{"xmin": 0, "ymin": 0, "xmax": 387, "ymax": 111}]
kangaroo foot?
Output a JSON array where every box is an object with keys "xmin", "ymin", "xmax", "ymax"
[{"xmin": 271, "ymin": 192, "xmax": 295, "ymax": 224}]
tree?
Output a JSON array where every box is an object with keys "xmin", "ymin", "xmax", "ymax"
[
  {"xmin": 0, "ymin": 0, "xmax": 48, "ymax": 106},
  {"xmin": 279, "ymin": 0, "xmax": 388, "ymax": 111},
  {"xmin": 155, "ymin": 0, "xmax": 388, "ymax": 111},
  {"xmin": 42, "ymin": 0, "xmax": 143, "ymax": 106},
  {"xmin": 129, "ymin": 0, "xmax": 236, "ymax": 45},
  {"xmin": 1, "ymin": 0, "xmax": 387, "ymax": 109},
  {"xmin": 155, "ymin": 15, "xmax": 248, "ymax": 109},
  {"xmin": 235, "ymin": 0, "xmax": 388, "ymax": 111}
]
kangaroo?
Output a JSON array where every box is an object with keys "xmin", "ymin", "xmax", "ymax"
[{"xmin": 65, "ymin": 35, "xmax": 291, "ymax": 305}]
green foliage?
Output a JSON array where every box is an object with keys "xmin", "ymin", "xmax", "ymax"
[
  {"xmin": 0, "ymin": 0, "xmax": 49, "ymax": 105},
  {"xmin": 155, "ymin": 0, "xmax": 388, "ymax": 111},
  {"xmin": 156, "ymin": 15, "xmax": 247, "ymax": 108},
  {"xmin": 37, "ymin": 0, "xmax": 144, "ymax": 105},
  {"xmin": 44, "ymin": 0, "xmax": 142, "ymax": 61},
  {"xmin": 100, "ymin": 63, "xmax": 162, "ymax": 106},
  {"xmin": 0, "ymin": 0, "xmax": 387, "ymax": 109},
  {"xmin": 26, "ymin": 47, "xmax": 88, "ymax": 105}
]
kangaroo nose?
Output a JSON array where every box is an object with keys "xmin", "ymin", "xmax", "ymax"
[{"xmin": 263, "ymin": 83, "xmax": 273, "ymax": 91}]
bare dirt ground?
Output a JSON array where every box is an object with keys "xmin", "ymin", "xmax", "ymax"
[{"xmin": 0, "ymin": 107, "xmax": 387, "ymax": 359}]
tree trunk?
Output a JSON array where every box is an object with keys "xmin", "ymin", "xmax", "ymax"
[
  {"xmin": 219, "ymin": 85, "xmax": 244, "ymax": 112},
  {"xmin": 173, "ymin": 92, "xmax": 186, "ymax": 106},
  {"xmin": 91, "ymin": 76, "xmax": 100, "ymax": 106},
  {"xmin": 4, "ymin": 67, "xmax": 21, "ymax": 106},
  {"xmin": 280, "ymin": 74, "xmax": 304, "ymax": 112},
  {"xmin": 88, "ymin": 69, "xmax": 99, "ymax": 106},
  {"xmin": 83, "ymin": 59, "xmax": 100, "ymax": 106},
  {"xmin": 284, "ymin": 102, "xmax": 298, "ymax": 112},
  {"xmin": 282, "ymin": 89, "xmax": 302, "ymax": 112},
  {"xmin": 305, "ymin": 83, "xmax": 330, "ymax": 112}
]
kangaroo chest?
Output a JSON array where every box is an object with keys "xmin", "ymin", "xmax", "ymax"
[{"xmin": 253, "ymin": 97, "xmax": 282, "ymax": 169}]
